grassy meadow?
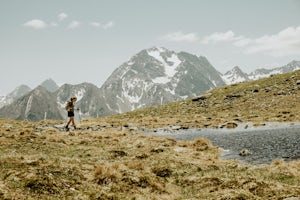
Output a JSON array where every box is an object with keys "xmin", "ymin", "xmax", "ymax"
[{"xmin": 1, "ymin": 70, "xmax": 300, "ymax": 199}]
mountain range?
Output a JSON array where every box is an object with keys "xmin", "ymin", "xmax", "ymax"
[
  {"xmin": 0, "ymin": 47, "xmax": 299, "ymax": 121},
  {"xmin": 222, "ymin": 60, "xmax": 300, "ymax": 84}
]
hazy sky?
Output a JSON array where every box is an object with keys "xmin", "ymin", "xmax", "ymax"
[{"xmin": 0, "ymin": 0, "xmax": 300, "ymax": 95}]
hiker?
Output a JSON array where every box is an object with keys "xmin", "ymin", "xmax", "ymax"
[{"xmin": 65, "ymin": 97, "xmax": 79, "ymax": 131}]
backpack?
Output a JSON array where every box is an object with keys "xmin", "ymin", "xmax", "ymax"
[{"xmin": 65, "ymin": 101, "xmax": 72, "ymax": 111}]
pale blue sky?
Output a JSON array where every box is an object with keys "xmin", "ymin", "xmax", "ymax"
[{"xmin": 0, "ymin": 0, "xmax": 300, "ymax": 94}]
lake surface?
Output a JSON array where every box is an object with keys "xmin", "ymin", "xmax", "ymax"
[{"xmin": 145, "ymin": 122, "xmax": 300, "ymax": 164}]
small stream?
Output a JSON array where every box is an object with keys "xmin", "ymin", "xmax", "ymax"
[{"xmin": 145, "ymin": 122, "xmax": 300, "ymax": 164}]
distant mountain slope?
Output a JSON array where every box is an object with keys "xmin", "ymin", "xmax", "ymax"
[
  {"xmin": 0, "ymin": 83, "xmax": 108, "ymax": 121},
  {"xmin": 55, "ymin": 83, "xmax": 109, "ymax": 118},
  {"xmin": 0, "ymin": 86, "xmax": 62, "ymax": 121},
  {"xmin": 1, "ymin": 47, "xmax": 299, "ymax": 122},
  {"xmin": 40, "ymin": 78, "xmax": 59, "ymax": 92},
  {"xmin": 100, "ymin": 47, "xmax": 225, "ymax": 113},
  {"xmin": 222, "ymin": 66, "xmax": 250, "ymax": 84},
  {"xmin": 249, "ymin": 60, "xmax": 300, "ymax": 80},
  {"xmin": 0, "ymin": 85, "xmax": 31, "ymax": 108},
  {"xmin": 222, "ymin": 60, "xmax": 300, "ymax": 84},
  {"xmin": 0, "ymin": 78, "xmax": 59, "ymax": 109}
]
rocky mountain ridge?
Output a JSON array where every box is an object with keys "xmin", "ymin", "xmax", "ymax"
[
  {"xmin": 222, "ymin": 60, "xmax": 300, "ymax": 84},
  {"xmin": 0, "ymin": 86, "xmax": 62, "ymax": 121},
  {"xmin": 100, "ymin": 47, "xmax": 225, "ymax": 114},
  {"xmin": 0, "ymin": 47, "xmax": 226, "ymax": 121},
  {"xmin": 40, "ymin": 78, "xmax": 59, "ymax": 93},
  {"xmin": 0, "ymin": 85, "xmax": 31, "ymax": 108},
  {"xmin": 0, "ymin": 47, "xmax": 299, "ymax": 121}
]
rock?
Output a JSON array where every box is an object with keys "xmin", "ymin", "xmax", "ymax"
[
  {"xmin": 171, "ymin": 126, "xmax": 181, "ymax": 130},
  {"xmin": 136, "ymin": 153, "xmax": 149, "ymax": 159},
  {"xmin": 150, "ymin": 148, "xmax": 164, "ymax": 153},
  {"xmin": 264, "ymin": 87, "xmax": 271, "ymax": 93},
  {"xmin": 253, "ymin": 123, "xmax": 266, "ymax": 127},
  {"xmin": 122, "ymin": 123, "xmax": 138, "ymax": 131},
  {"xmin": 110, "ymin": 150, "xmax": 127, "ymax": 157},
  {"xmin": 54, "ymin": 124, "xmax": 65, "ymax": 129},
  {"xmin": 152, "ymin": 167, "xmax": 172, "ymax": 177},
  {"xmin": 239, "ymin": 149, "xmax": 252, "ymax": 156},
  {"xmin": 203, "ymin": 123, "xmax": 211, "ymax": 128},
  {"xmin": 129, "ymin": 126, "xmax": 138, "ymax": 131},
  {"xmin": 233, "ymin": 118, "xmax": 243, "ymax": 122},
  {"xmin": 224, "ymin": 94, "xmax": 242, "ymax": 100},
  {"xmin": 296, "ymin": 80, "xmax": 300, "ymax": 85},
  {"xmin": 276, "ymin": 90, "xmax": 286, "ymax": 95},
  {"xmin": 220, "ymin": 122, "xmax": 238, "ymax": 129},
  {"xmin": 191, "ymin": 93, "xmax": 212, "ymax": 101}
]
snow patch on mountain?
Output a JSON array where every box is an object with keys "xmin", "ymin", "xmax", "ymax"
[
  {"xmin": 223, "ymin": 61, "xmax": 300, "ymax": 84},
  {"xmin": 222, "ymin": 66, "xmax": 249, "ymax": 85},
  {"xmin": 147, "ymin": 48, "xmax": 168, "ymax": 65},
  {"xmin": 222, "ymin": 73, "xmax": 247, "ymax": 84},
  {"xmin": 75, "ymin": 88, "xmax": 86, "ymax": 102},
  {"xmin": 25, "ymin": 95, "xmax": 33, "ymax": 119},
  {"xmin": 152, "ymin": 76, "xmax": 170, "ymax": 84},
  {"xmin": 147, "ymin": 47, "xmax": 181, "ymax": 84}
]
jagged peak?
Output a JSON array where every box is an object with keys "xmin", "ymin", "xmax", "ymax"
[
  {"xmin": 147, "ymin": 46, "xmax": 169, "ymax": 53},
  {"xmin": 8, "ymin": 85, "xmax": 31, "ymax": 98},
  {"xmin": 11, "ymin": 85, "xmax": 31, "ymax": 93},
  {"xmin": 224, "ymin": 66, "xmax": 244, "ymax": 75},
  {"xmin": 44, "ymin": 78, "xmax": 55, "ymax": 82},
  {"xmin": 198, "ymin": 55, "xmax": 209, "ymax": 60},
  {"xmin": 40, "ymin": 78, "xmax": 59, "ymax": 93},
  {"xmin": 33, "ymin": 85, "xmax": 49, "ymax": 93},
  {"xmin": 287, "ymin": 60, "xmax": 300, "ymax": 66},
  {"xmin": 232, "ymin": 66, "xmax": 242, "ymax": 70}
]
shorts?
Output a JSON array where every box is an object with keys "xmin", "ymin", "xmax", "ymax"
[{"xmin": 68, "ymin": 111, "xmax": 74, "ymax": 117}]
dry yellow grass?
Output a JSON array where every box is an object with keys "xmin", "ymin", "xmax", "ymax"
[{"xmin": 1, "ymin": 70, "xmax": 300, "ymax": 199}]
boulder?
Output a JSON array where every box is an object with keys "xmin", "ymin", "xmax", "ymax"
[
  {"xmin": 239, "ymin": 149, "xmax": 252, "ymax": 156},
  {"xmin": 192, "ymin": 93, "xmax": 212, "ymax": 101},
  {"xmin": 171, "ymin": 126, "xmax": 182, "ymax": 130},
  {"xmin": 220, "ymin": 122, "xmax": 238, "ymax": 129}
]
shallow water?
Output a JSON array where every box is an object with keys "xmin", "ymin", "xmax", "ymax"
[{"xmin": 145, "ymin": 122, "xmax": 300, "ymax": 164}]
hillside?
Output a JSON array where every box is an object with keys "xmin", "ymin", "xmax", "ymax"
[
  {"xmin": 222, "ymin": 60, "xmax": 300, "ymax": 84},
  {"xmin": 88, "ymin": 69, "xmax": 300, "ymax": 130},
  {"xmin": 0, "ymin": 70, "xmax": 300, "ymax": 199}
]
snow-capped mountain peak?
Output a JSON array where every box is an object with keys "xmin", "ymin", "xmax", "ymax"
[
  {"xmin": 100, "ymin": 47, "xmax": 225, "ymax": 113},
  {"xmin": 222, "ymin": 66, "xmax": 249, "ymax": 84},
  {"xmin": 248, "ymin": 60, "xmax": 300, "ymax": 80},
  {"xmin": 223, "ymin": 60, "xmax": 300, "ymax": 84}
]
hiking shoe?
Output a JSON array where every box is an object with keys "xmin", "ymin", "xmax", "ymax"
[{"xmin": 65, "ymin": 126, "xmax": 69, "ymax": 131}]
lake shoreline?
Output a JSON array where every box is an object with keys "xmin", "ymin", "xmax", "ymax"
[{"xmin": 145, "ymin": 122, "xmax": 300, "ymax": 164}]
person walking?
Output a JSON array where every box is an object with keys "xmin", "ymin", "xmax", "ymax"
[{"xmin": 65, "ymin": 97, "xmax": 78, "ymax": 131}]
